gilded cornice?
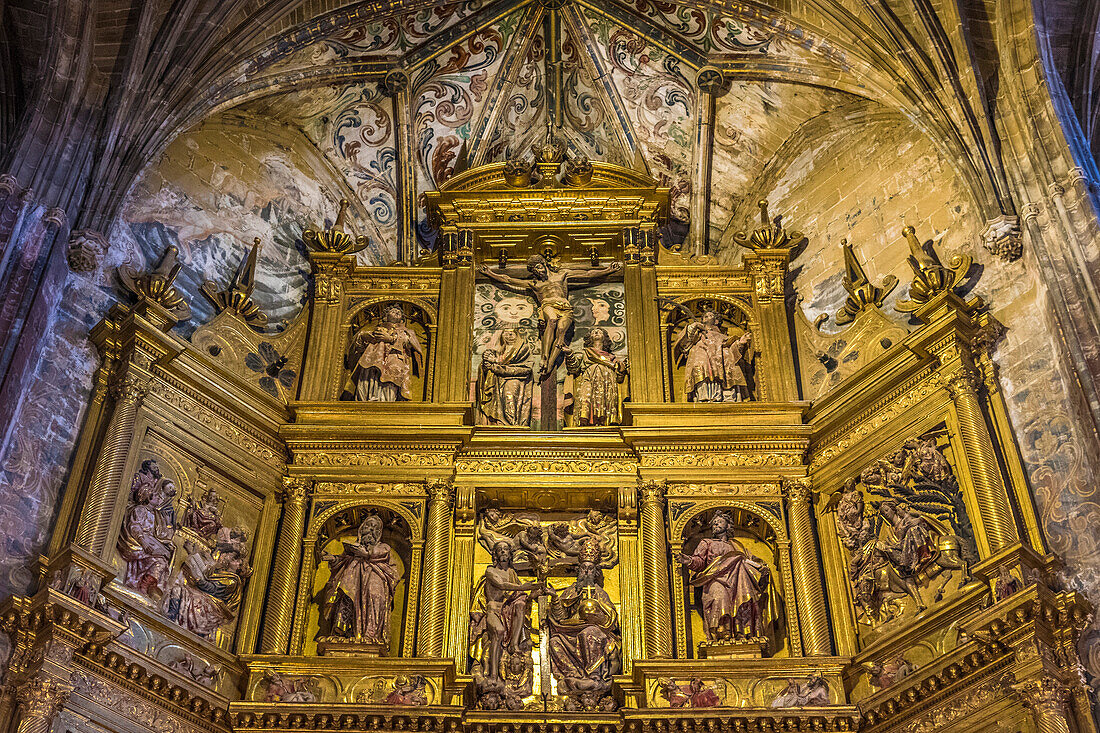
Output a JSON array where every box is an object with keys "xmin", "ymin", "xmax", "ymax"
[{"xmin": 147, "ymin": 379, "xmax": 286, "ymax": 469}]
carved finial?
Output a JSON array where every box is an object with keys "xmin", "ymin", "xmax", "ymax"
[
  {"xmin": 895, "ymin": 226, "xmax": 975, "ymax": 313},
  {"xmin": 304, "ymin": 199, "xmax": 369, "ymax": 255},
  {"xmin": 200, "ymin": 237, "xmax": 268, "ymax": 330},
  {"xmin": 834, "ymin": 239, "xmax": 898, "ymax": 325},
  {"xmin": 117, "ymin": 245, "xmax": 191, "ymax": 326},
  {"xmin": 733, "ymin": 199, "xmax": 805, "ymax": 252}
]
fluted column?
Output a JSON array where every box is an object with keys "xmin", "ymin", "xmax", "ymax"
[
  {"xmin": 1010, "ymin": 678, "xmax": 1072, "ymax": 733},
  {"xmin": 260, "ymin": 477, "xmax": 312, "ymax": 654},
  {"xmin": 639, "ymin": 480, "xmax": 673, "ymax": 658},
  {"xmin": 417, "ymin": 479, "xmax": 454, "ymax": 657},
  {"xmin": 945, "ymin": 368, "xmax": 1019, "ymax": 554},
  {"xmin": 14, "ymin": 675, "xmax": 73, "ymax": 733},
  {"xmin": 73, "ymin": 369, "xmax": 150, "ymax": 558},
  {"xmin": 785, "ymin": 479, "xmax": 831, "ymax": 656}
]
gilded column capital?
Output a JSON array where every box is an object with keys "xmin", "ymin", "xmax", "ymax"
[
  {"xmin": 426, "ymin": 478, "xmax": 454, "ymax": 505},
  {"xmin": 109, "ymin": 371, "xmax": 150, "ymax": 403},
  {"xmin": 784, "ymin": 478, "xmax": 813, "ymax": 506},
  {"xmin": 944, "ymin": 367, "xmax": 982, "ymax": 399},
  {"xmin": 280, "ymin": 477, "xmax": 312, "ymax": 504},
  {"xmin": 15, "ymin": 674, "xmax": 73, "ymax": 723},
  {"xmin": 638, "ymin": 479, "xmax": 666, "ymax": 505},
  {"xmin": 1007, "ymin": 675, "xmax": 1072, "ymax": 718}
]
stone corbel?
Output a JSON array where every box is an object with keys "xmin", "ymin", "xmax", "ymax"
[
  {"xmin": 66, "ymin": 229, "xmax": 109, "ymax": 272},
  {"xmin": 979, "ymin": 214, "xmax": 1022, "ymax": 262}
]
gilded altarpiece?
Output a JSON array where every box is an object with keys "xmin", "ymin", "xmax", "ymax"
[{"xmin": 0, "ymin": 156, "xmax": 1093, "ymax": 733}]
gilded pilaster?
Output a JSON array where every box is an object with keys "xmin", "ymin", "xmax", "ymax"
[
  {"xmin": 72, "ymin": 367, "xmax": 150, "ymax": 558},
  {"xmin": 417, "ymin": 479, "xmax": 454, "ymax": 657},
  {"xmin": 444, "ymin": 483, "xmax": 476, "ymax": 667},
  {"xmin": 623, "ymin": 244, "xmax": 663, "ymax": 403},
  {"xmin": 785, "ymin": 479, "xmax": 831, "ymax": 656},
  {"xmin": 433, "ymin": 244, "xmax": 474, "ymax": 402},
  {"xmin": 13, "ymin": 675, "xmax": 73, "ymax": 733},
  {"xmin": 260, "ymin": 477, "xmax": 312, "ymax": 654},
  {"xmin": 745, "ymin": 249, "xmax": 798, "ymax": 402},
  {"xmin": 945, "ymin": 366, "xmax": 1019, "ymax": 555},
  {"xmin": 299, "ymin": 251, "xmax": 353, "ymax": 401},
  {"xmin": 617, "ymin": 483, "xmax": 643, "ymax": 671},
  {"xmin": 638, "ymin": 479, "xmax": 673, "ymax": 659}
]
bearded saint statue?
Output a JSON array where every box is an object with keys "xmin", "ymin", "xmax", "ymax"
[
  {"xmin": 318, "ymin": 515, "xmax": 401, "ymax": 645},
  {"xmin": 673, "ymin": 309, "xmax": 754, "ymax": 402},
  {"xmin": 349, "ymin": 304, "xmax": 423, "ymax": 402},
  {"xmin": 678, "ymin": 510, "xmax": 773, "ymax": 643}
]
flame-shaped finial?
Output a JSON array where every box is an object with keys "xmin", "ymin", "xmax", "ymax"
[
  {"xmin": 834, "ymin": 239, "xmax": 897, "ymax": 325},
  {"xmin": 303, "ymin": 199, "xmax": 369, "ymax": 255},
  {"xmin": 895, "ymin": 226, "xmax": 974, "ymax": 313}
]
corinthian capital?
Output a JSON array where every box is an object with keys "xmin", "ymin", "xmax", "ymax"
[
  {"xmin": 426, "ymin": 478, "xmax": 453, "ymax": 504},
  {"xmin": 639, "ymin": 479, "xmax": 667, "ymax": 505},
  {"xmin": 784, "ymin": 478, "xmax": 813, "ymax": 506},
  {"xmin": 1006, "ymin": 675, "xmax": 1071, "ymax": 717},
  {"xmin": 15, "ymin": 674, "xmax": 74, "ymax": 722},
  {"xmin": 281, "ymin": 476, "xmax": 312, "ymax": 504},
  {"xmin": 945, "ymin": 368, "xmax": 982, "ymax": 399}
]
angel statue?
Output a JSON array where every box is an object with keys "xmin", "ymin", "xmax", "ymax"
[
  {"xmin": 317, "ymin": 515, "xmax": 401, "ymax": 646},
  {"xmin": 672, "ymin": 307, "xmax": 754, "ymax": 402},
  {"xmin": 348, "ymin": 303, "xmax": 423, "ymax": 402},
  {"xmin": 477, "ymin": 255, "xmax": 622, "ymax": 381},
  {"xmin": 678, "ymin": 510, "xmax": 773, "ymax": 644}
]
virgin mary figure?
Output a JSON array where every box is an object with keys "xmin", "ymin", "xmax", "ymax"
[{"xmin": 475, "ymin": 328, "xmax": 534, "ymax": 426}]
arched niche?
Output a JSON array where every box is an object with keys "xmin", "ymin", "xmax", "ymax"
[
  {"xmin": 670, "ymin": 503, "xmax": 797, "ymax": 660},
  {"xmin": 294, "ymin": 503, "xmax": 420, "ymax": 658},
  {"xmin": 339, "ymin": 298, "xmax": 436, "ymax": 402},
  {"xmin": 659, "ymin": 296, "xmax": 761, "ymax": 403}
]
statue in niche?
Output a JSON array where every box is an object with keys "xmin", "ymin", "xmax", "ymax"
[
  {"xmin": 678, "ymin": 510, "xmax": 772, "ymax": 644},
  {"xmin": 469, "ymin": 541, "xmax": 544, "ymax": 709},
  {"xmin": 566, "ymin": 327, "xmax": 628, "ymax": 426},
  {"xmin": 477, "ymin": 256, "xmax": 623, "ymax": 381},
  {"xmin": 182, "ymin": 485, "xmax": 223, "ymax": 537},
  {"xmin": 161, "ymin": 526, "xmax": 252, "ymax": 638},
  {"xmin": 476, "ymin": 327, "xmax": 534, "ymax": 426},
  {"xmin": 117, "ymin": 459, "xmax": 178, "ymax": 597},
  {"xmin": 827, "ymin": 432, "xmax": 976, "ymax": 625},
  {"xmin": 770, "ymin": 674, "xmax": 830, "ymax": 708},
  {"xmin": 349, "ymin": 303, "xmax": 423, "ymax": 402},
  {"xmin": 317, "ymin": 515, "xmax": 401, "ymax": 646},
  {"xmin": 546, "ymin": 542, "xmax": 621, "ymax": 711},
  {"xmin": 674, "ymin": 309, "xmax": 754, "ymax": 402}
]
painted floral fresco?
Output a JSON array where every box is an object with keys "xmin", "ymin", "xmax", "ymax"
[
  {"xmin": 484, "ymin": 34, "xmax": 547, "ymax": 162},
  {"xmin": 581, "ymin": 11, "xmax": 695, "ymax": 220},
  {"xmin": 258, "ymin": 0, "xmax": 497, "ymax": 73},
  {"xmin": 471, "ymin": 281, "xmax": 627, "ymax": 425},
  {"xmin": 560, "ymin": 28, "xmax": 631, "ymax": 166},
  {"xmin": 627, "ymin": 0, "xmax": 778, "ymax": 54},
  {"xmin": 412, "ymin": 15, "xmax": 522, "ymax": 245},
  {"xmin": 244, "ymin": 84, "xmax": 399, "ymax": 262}
]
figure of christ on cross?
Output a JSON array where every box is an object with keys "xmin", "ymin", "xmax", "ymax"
[{"xmin": 477, "ymin": 255, "xmax": 623, "ymax": 382}]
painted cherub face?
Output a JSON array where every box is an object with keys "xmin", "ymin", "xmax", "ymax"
[{"xmin": 496, "ymin": 298, "xmax": 534, "ymax": 323}]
